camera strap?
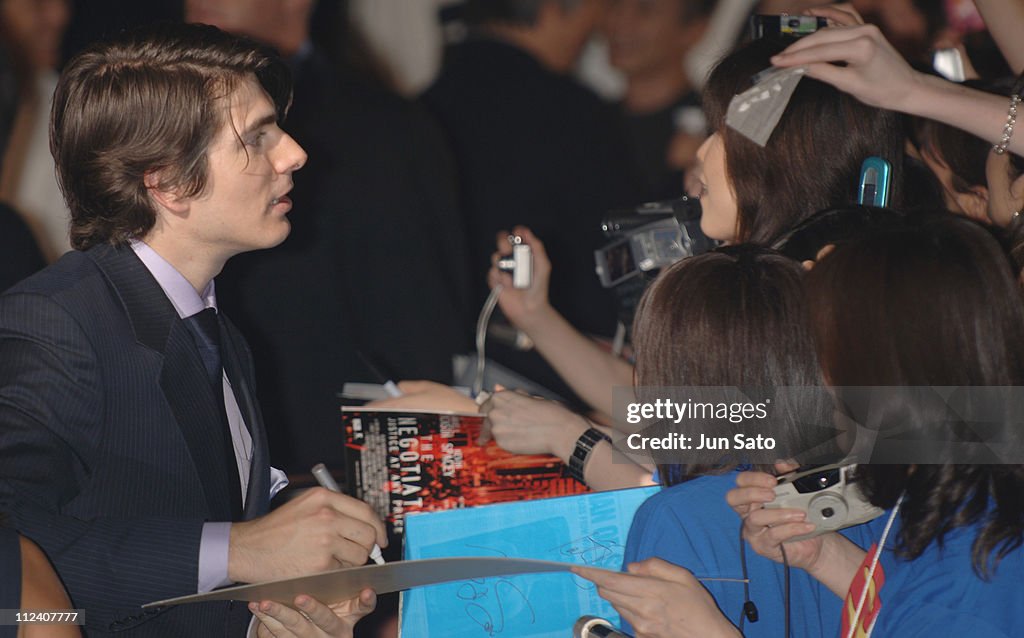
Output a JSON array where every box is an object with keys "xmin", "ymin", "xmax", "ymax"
[{"xmin": 845, "ymin": 492, "xmax": 904, "ymax": 638}]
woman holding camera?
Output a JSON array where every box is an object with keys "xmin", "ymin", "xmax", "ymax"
[
  {"xmin": 613, "ymin": 242, "xmax": 865, "ymax": 638},
  {"xmin": 577, "ymin": 212, "xmax": 1024, "ymax": 637}
]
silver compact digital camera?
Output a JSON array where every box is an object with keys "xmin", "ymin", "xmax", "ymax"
[{"xmin": 765, "ymin": 463, "xmax": 884, "ymax": 541}]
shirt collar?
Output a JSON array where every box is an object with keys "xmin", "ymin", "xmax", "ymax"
[{"xmin": 130, "ymin": 239, "xmax": 216, "ymax": 319}]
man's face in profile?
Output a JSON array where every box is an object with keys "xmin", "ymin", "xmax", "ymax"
[{"xmin": 181, "ymin": 77, "xmax": 306, "ymax": 259}]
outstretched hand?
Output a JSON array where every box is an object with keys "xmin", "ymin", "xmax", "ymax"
[{"xmin": 572, "ymin": 559, "xmax": 741, "ymax": 638}]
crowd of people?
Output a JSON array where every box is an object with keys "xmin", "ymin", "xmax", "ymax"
[{"xmin": 3, "ymin": 0, "xmax": 1024, "ymax": 637}]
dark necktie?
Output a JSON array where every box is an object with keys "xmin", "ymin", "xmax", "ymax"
[{"xmin": 184, "ymin": 308, "xmax": 244, "ymax": 519}]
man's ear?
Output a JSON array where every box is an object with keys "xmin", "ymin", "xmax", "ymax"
[{"xmin": 143, "ymin": 170, "xmax": 190, "ymax": 215}]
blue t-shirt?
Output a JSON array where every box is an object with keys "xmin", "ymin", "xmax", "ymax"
[
  {"xmin": 623, "ymin": 472, "xmax": 886, "ymax": 637},
  {"xmin": 868, "ymin": 516, "xmax": 1024, "ymax": 637}
]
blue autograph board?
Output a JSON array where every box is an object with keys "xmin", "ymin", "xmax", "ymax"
[{"xmin": 401, "ymin": 486, "xmax": 660, "ymax": 638}]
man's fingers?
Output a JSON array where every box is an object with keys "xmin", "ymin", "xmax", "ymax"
[
  {"xmin": 251, "ymin": 600, "xmax": 307, "ymax": 637},
  {"xmin": 294, "ymin": 595, "xmax": 344, "ymax": 633},
  {"xmin": 355, "ymin": 588, "xmax": 377, "ymax": 616},
  {"xmin": 250, "ymin": 603, "xmax": 281, "ymax": 637},
  {"xmin": 330, "ymin": 523, "xmax": 381, "ymax": 566},
  {"xmin": 319, "ymin": 490, "xmax": 388, "ymax": 548}
]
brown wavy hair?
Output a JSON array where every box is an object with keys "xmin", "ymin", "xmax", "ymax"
[
  {"xmin": 807, "ymin": 212, "xmax": 1024, "ymax": 577},
  {"xmin": 51, "ymin": 22, "xmax": 292, "ymax": 250}
]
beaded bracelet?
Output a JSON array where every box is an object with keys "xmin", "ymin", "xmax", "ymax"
[
  {"xmin": 995, "ymin": 67, "xmax": 1024, "ymax": 155},
  {"xmin": 993, "ymin": 94, "xmax": 1021, "ymax": 155}
]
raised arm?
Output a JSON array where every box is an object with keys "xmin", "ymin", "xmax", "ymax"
[
  {"xmin": 489, "ymin": 227, "xmax": 634, "ymax": 417},
  {"xmin": 771, "ymin": 24, "xmax": 1024, "ymax": 157},
  {"xmin": 974, "ymin": 0, "xmax": 1024, "ymax": 74}
]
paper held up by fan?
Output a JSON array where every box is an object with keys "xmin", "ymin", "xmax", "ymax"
[{"xmin": 726, "ymin": 65, "xmax": 807, "ymax": 147}]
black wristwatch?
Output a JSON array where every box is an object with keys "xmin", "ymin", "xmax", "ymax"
[{"xmin": 568, "ymin": 427, "xmax": 612, "ymax": 484}]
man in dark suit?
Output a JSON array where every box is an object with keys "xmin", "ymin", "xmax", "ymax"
[{"xmin": 0, "ymin": 23, "xmax": 384, "ymax": 637}]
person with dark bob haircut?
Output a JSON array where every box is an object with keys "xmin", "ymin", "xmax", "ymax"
[
  {"xmin": 1, "ymin": 22, "xmax": 385, "ymax": 638},
  {"xmin": 630, "ymin": 244, "xmax": 836, "ymax": 484},
  {"xmin": 577, "ymin": 212, "xmax": 1024, "ymax": 637},
  {"xmin": 619, "ymin": 245, "xmax": 868, "ymax": 638}
]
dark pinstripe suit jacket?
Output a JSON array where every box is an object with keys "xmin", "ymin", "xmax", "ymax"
[{"xmin": 0, "ymin": 243, "xmax": 271, "ymax": 636}]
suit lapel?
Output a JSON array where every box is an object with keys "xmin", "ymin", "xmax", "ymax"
[{"xmin": 88, "ymin": 244, "xmax": 235, "ymax": 520}]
